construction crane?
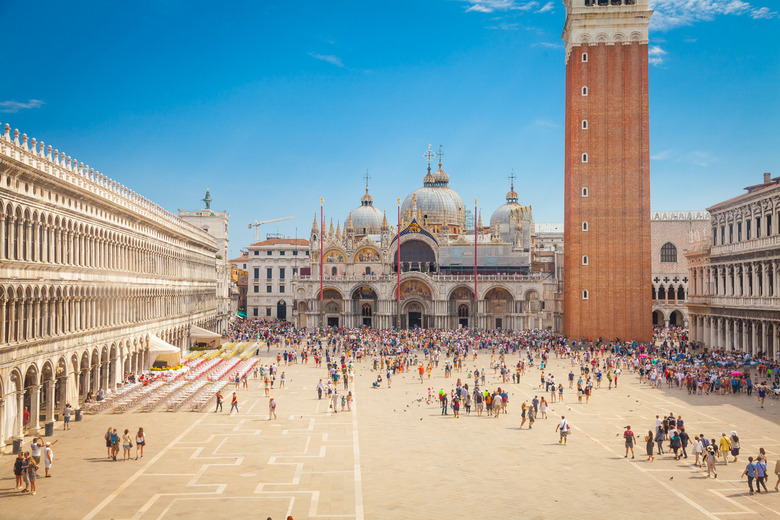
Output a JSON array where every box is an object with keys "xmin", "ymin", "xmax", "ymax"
[{"xmin": 249, "ymin": 216, "xmax": 294, "ymax": 242}]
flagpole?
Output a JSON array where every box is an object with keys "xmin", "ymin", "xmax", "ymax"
[
  {"xmin": 320, "ymin": 198, "xmax": 324, "ymax": 330},
  {"xmin": 474, "ymin": 199, "xmax": 478, "ymax": 333},
  {"xmin": 397, "ymin": 198, "xmax": 401, "ymax": 330}
]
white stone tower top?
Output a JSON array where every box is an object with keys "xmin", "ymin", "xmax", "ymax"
[{"xmin": 561, "ymin": 0, "xmax": 653, "ymax": 63}]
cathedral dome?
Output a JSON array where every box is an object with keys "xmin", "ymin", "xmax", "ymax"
[
  {"xmin": 349, "ymin": 187, "xmax": 384, "ymax": 234},
  {"xmin": 490, "ymin": 182, "xmax": 532, "ymax": 241},
  {"xmin": 402, "ymin": 165, "xmax": 466, "ymax": 233}
]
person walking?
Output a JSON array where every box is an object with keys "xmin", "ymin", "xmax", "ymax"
[
  {"xmin": 14, "ymin": 452, "xmax": 24, "ymax": 489},
  {"xmin": 624, "ymin": 426, "xmax": 636, "ymax": 459},
  {"xmin": 705, "ymin": 445, "xmax": 718, "ymax": 478},
  {"xmin": 268, "ymin": 397, "xmax": 277, "ymax": 420},
  {"xmin": 316, "ymin": 379, "xmax": 324, "ymax": 399},
  {"xmin": 331, "ymin": 388, "xmax": 339, "ymax": 414},
  {"xmin": 730, "ymin": 431, "xmax": 741, "ymax": 463},
  {"xmin": 30, "ymin": 437, "xmax": 42, "ymax": 465},
  {"xmin": 527, "ymin": 405, "xmax": 535, "ymax": 429},
  {"xmin": 719, "ymin": 433, "xmax": 732, "ymax": 465},
  {"xmin": 346, "ymin": 391, "xmax": 353, "ymax": 411},
  {"xmin": 135, "ymin": 427, "xmax": 146, "ymax": 459},
  {"xmin": 44, "ymin": 440, "xmax": 57, "ymax": 477},
  {"xmin": 214, "ymin": 391, "xmax": 223, "ymax": 413},
  {"xmin": 105, "ymin": 427, "xmax": 114, "ymax": 459},
  {"xmin": 556, "ymin": 416, "xmax": 569, "ymax": 445},
  {"xmin": 645, "ymin": 431, "xmax": 655, "ymax": 462},
  {"xmin": 755, "ymin": 456, "xmax": 769, "ymax": 493},
  {"xmin": 229, "ymin": 392, "xmax": 239, "ymax": 415},
  {"xmin": 110, "ymin": 428, "xmax": 120, "ymax": 461},
  {"xmin": 63, "ymin": 403, "xmax": 73, "ymax": 430},
  {"xmin": 742, "ymin": 456, "xmax": 757, "ymax": 495},
  {"xmin": 655, "ymin": 428, "xmax": 666, "ymax": 455},
  {"xmin": 122, "ymin": 429, "xmax": 133, "ymax": 461},
  {"xmin": 693, "ymin": 436, "xmax": 704, "ymax": 467}
]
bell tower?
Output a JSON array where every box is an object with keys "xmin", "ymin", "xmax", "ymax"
[{"xmin": 562, "ymin": 0, "xmax": 653, "ymax": 342}]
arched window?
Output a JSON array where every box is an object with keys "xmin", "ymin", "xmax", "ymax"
[
  {"xmin": 581, "ymin": 52, "xmax": 588, "ymax": 62},
  {"xmin": 582, "ymin": 255, "xmax": 589, "ymax": 265},
  {"xmin": 582, "ymin": 289, "xmax": 589, "ymax": 300},
  {"xmin": 331, "ymin": 266, "xmax": 337, "ymax": 276},
  {"xmin": 660, "ymin": 242, "xmax": 677, "ymax": 263},
  {"xmin": 365, "ymin": 266, "xmax": 371, "ymax": 275},
  {"xmin": 581, "ymin": 120, "xmax": 588, "ymax": 130},
  {"xmin": 651, "ymin": 286, "xmax": 657, "ymax": 300},
  {"xmin": 677, "ymin": 286, "xmax": 685, "ymax": 300},
  {"xmin": 582, "ymin": 221, "xmax": 588, "ymax": 231},
  {"xmin": 362, "ymin": 304, "xmax": 372, "ymax": 317}
]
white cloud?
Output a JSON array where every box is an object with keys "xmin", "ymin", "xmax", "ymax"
[
  {"xmin": 650, "ymin": 148, "xmax": 676, "ymax": 160},
  {"xmin": 0, "ymin": 99, "xmax": 45, "ymax": 113},
  {"xmin": 464, "ymin": 0, "xmax": 552, "ymax": 13},
  {"xmin": 648, "ymin": 45, "xmax": 667, "ymax": 66},
  {"xmin": 650, "ymin": 0, "xmax": 776, "ymax": 31},
  {"xmin": 533, "ymin": 41, "xmax": 563, "ymax": 48},
  {"xmin": 537, "ymin": 1, "xmax": 554, "ymax": 13},
  {"xmin": 533, "ymin": 119, "xmax": 560, "ymax": 130},
  {"xmin": 486, "ymin": 21, "xmax": 521, "ymax": 30},
  {"xmin": 680, "ymin": 150, "xmax": 715, "ymax": 167},
  {"xmin": 308, "ymin": 52, "xmax": 344, "ymax": 68},
  {"xmin": 651, "ymin": 148, "xmax": 715, "ymax": 167}
]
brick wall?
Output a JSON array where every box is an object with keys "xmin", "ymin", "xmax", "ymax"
[{"xmin": 563, "ymin": 42, "xmax": 652, "ymax": 342}]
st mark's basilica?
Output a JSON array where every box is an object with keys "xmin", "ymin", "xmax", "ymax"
[{"xmin": 291, "ymin": 151, "xmax": 563, "ymax": 331}]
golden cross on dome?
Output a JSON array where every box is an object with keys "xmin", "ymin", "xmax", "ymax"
[
  {"xmin": 423, "ymin": 144, "xmax": 434, "ymax": 167},
  {"xmin": 363, "ymin": 169, "xmax": 371, "ymax": 191},
  {"xmin": 507, "ymin": 170, "xmax": 517, "ymax": 189},
  {"xmin": 436, "ymin": 145, "xmax": 445, "ymax": 168}
]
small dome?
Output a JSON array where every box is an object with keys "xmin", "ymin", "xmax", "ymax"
[
  {"xmin": 433, "ymin": 167, "xmax": 449, "ymax": 185},
  {"xmin": 423, "ymin": 170, "xmax": 435, "ymax": 186},
  {"xmin": 490, "ymin": 182, "xmax": 531, "ymax": 242},
  {"xmin": 349, "ymin": 186, "xmax": 383, "ymax": 234},
  {"xmin": 349, "ymin": 204, "xmax": 384, "ymax": 234}
]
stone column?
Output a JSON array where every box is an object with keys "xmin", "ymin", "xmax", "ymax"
[
  {"xmin": 16, "ymin": 391, "xmax": 25, "ymax": 438},
  {"xmin": 8, "ymin": 297, "xmax": 16, "ymax": 343},
  {"xmin": 0, "ymin": 214, "xmax": 5, "ymax": 260},
  {"xmin": 0, "ymin": 297, "xmax": 5, "ymax": 344},
  {"xmin": 751, "ymin": 321, "xmax": 758, "ymax": 356},
  {"xmin": 45, "ymin": 380, "xmax": 55, "ymax": 421},
  {"xmin": 29, "ymin": 384, "xmax": 41, "ymax": 432},
  {"xmin": 772, "ymin": 322, "xmax": 778, "ymax": 360},
  {"xmin": 763, "ymin": 261, "xmax": 770, "ymax": 297}
]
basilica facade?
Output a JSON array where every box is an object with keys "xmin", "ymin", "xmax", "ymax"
[
  {"xmin": 291, "ymin": 159, "xmax": 563, "ymax": 331},
  {"xmin": 0, "ymin": 124, "xmax": 226, "ymax": 447}
]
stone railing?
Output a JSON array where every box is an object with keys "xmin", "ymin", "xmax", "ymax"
[
  {"xmin": 712, "ymin": 235, "xmax": 780, "ymax": 256},
  {"xmin": 0, "ymin": 123, "xmax": 214, "ymax": 244},
  {"xmin": 293, "ymin": 273, "xmax": 547, "ymax": 283}
]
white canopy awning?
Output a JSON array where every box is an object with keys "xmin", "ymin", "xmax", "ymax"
[
  {"xmin": 190, "ymin": 325, "xmax": 222, "ymax": 340},
  {"xmin": 148, "ymin": 334, "xmax": 180, "ymax": 354}
]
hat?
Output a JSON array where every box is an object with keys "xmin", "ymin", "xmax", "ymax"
[
  {"xmin": 45, "ymin": 442, "xmax": 51, "ymax": 446},
  {"xmin": 730, "ymin": 431, "xmax": 737, "ymax": 436}
]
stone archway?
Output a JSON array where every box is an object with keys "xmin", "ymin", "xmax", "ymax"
[
  {"xmin": 485, "ymin": 286, "xmax": 513, "ymax": 330},
  {"xmin": 352, "ymin": 286, "xmax": 378, "ymax": 328},
  {"xmin": 449, "ymin": 286, "xmax": 473, "ymax": 328},
  {"xmin": 402, "ymin": 300, "xmax": 426, "ymax": 329}
]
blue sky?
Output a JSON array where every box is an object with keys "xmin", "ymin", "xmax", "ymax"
[{"xmin": 2, "ymin": 0, "xmax": 778, "ymax": 258}]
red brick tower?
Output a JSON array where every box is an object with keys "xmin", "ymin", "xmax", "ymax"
[{"xmin": 562, "ymin": 0, "xmax": 653, "ymax": 342}]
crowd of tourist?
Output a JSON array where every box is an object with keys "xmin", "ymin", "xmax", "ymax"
[{"xmin": 11, "ymin": 318, "xmax": 780, "ymax": 501}]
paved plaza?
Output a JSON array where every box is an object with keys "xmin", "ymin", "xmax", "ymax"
[{"xmin": 2, "ymin": 346, "xmax": 779, "ymax": 520}]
